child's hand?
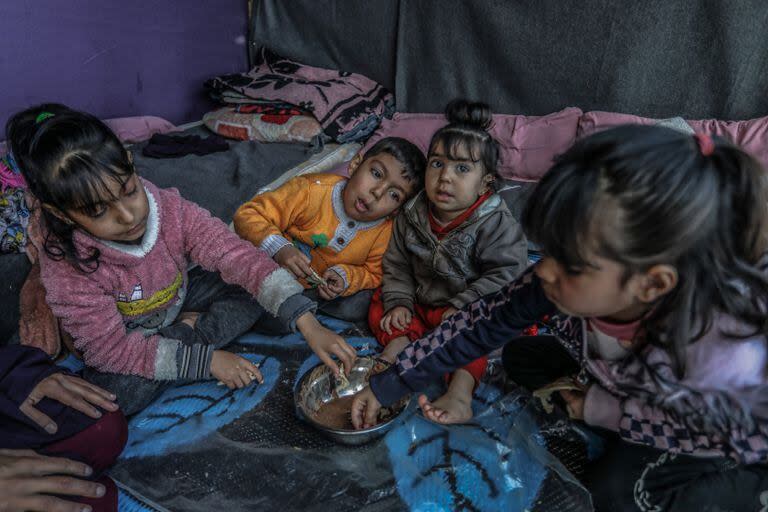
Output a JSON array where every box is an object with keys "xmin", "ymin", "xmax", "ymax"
[
  {"xmin": 559, "ymin": 386, "xmax": 590, "ymax": 420},
  {"xmin": 20, "ymin": 373, "xmax": 119, "ymax": 434},
  {"xmin": 210, "ymin": 350, "xmax": 263, "ymax": 389},
  {"xmin": 440, "ymin": 306, "xmax": 459, "ymax": 321},
  {"xmin": 296, "ymin": 313, "xmax": 357, "ymax": 377},
  {"xmin": 380, "ymin": 306, "xmax": 413, "ymax": 335},
  {"xmin": 274, "ymin": 245, "xmax": 313, "ymax": 280},
  {"xmin": 351, "ymin": 386, "xmax": 382, "ymax": 430},
  {"xmin": 318, "ymin": 269, "xmax": 345, "ymax": 300}
]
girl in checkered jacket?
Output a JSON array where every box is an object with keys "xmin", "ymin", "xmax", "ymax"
[{"xmin": 353, "ymin": 124, "xmax": 768, "ymax": 511}]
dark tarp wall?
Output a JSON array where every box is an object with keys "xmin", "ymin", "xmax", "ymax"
[
  {"xmin": 250, "ymin": 0, "xmax": 399, "ymax": 92},
  {"xmin": 250, "ymin": 0, "xmax": 768, "ymax": 119}
]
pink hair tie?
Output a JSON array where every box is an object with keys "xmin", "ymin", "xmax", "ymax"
[{"xmin": 695, "ymin": 132, "xmax": 715, "ymax": 156}]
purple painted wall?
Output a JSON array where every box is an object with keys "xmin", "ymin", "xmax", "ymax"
[{"xmin": 0, "ymin": 1, "xmax": 248, "ymax": 130}]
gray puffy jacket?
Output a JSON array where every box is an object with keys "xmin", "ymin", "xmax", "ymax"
[{"xmin": 382, "ymin": 191, "xmax": 528, "ymax": 312}]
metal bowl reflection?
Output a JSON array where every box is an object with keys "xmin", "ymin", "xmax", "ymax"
[{"xmin": 294, "ymin": 356, "xmax": 409, "ymax": 445}]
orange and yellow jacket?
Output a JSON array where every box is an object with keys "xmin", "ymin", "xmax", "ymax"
[{"xmin": 233, "ymin": 173, "xmax": 393, "ymax": 296}]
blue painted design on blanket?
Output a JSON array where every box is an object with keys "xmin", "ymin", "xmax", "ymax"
[
  {"xmin": 385, "ymin": 384, "xmax": 547, "ymax": 511},
  {"xmin": 121, "ymin": 353, "xmax": 279, "ymax": 459},
  {"xmin": 118, "ymin": 488, "xmax": 156, "ymax": 512}
]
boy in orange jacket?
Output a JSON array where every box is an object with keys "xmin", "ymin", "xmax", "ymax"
[{"xmin": 234, "ymin": 138, "xmax": 425, "ymax": 324}]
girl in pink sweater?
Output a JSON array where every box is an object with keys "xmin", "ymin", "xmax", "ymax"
[{"xmin": 8, "ymin": 104, "xmax": 356, "ymax": 415}]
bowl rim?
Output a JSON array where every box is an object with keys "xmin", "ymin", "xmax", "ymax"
[{"xmin": 293, "ymin": 361, "xmax": 410, "ymax": 435}]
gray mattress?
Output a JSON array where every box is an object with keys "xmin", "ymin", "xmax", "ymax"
[{"xmin": 0, "ymin": 128, "xmax": 316, "ymax": 344}]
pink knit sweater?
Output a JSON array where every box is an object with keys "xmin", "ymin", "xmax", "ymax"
[{"xmin": 35, "ymin": 179, "xmax": 306, "ymax": 380}]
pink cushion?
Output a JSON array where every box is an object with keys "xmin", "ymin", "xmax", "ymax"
[
  {"xmin": 362, "ymin": 107, "xmax": 583, "ymax": 181},
  {"xmin": 0, "ymin": 117, "xmax": 175, "ymax": 156},
  {"xmin": 578, "ymin": 111, "xmax": 768, "ymax": 168},
  {"xmin": 103, "ymin": 116, "xmax": 176, "ymax": 144}
]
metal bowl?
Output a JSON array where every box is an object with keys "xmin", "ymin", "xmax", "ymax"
[{"xmin": 294, "ymin": 356, "xmax": 410, "ymax": 445}]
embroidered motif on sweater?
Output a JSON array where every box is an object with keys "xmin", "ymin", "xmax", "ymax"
[{"xmin": 116, "ymin": 272, "xmax": 183, "ymax": 317}]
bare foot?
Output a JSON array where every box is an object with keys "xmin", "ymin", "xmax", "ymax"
[
  {"xmin": 378, "ymin": 336, "xmax": 410, "ymax": 363},
  {"xmin": 177, "ymin": 311, "xmax": 201, "ymax": 329},
  {"xmin": 417, "ymin": 369, "xmax": 475, "ymax": 425}
]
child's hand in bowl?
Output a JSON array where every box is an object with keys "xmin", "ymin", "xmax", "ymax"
[
  {"xmin": 351, "ymin": 386, "xmax": 382, "ymax": 430},
  {"xmin": 296, "ymin": 313, "xmax": 356, "ymax": 376},
  {"xmin": 381, "ymin": 306, "xmax": 412, "ymax": 335}
]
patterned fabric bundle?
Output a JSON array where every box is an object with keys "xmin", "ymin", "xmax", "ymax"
[
  {"xmin": 0, "ymin": 153, "xmax": 29, "ymax": 253},
  {"xmin": 205, "ymin": 47, "xmax": 394, "ymax": 143}
]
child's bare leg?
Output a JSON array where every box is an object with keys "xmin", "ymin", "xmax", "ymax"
[
  {"xmin": 379, "ymin": 336, "xmax": 410, "ymax": 363},
  {"xmin": 418, "ymin": 368, "xmax": 475, "ymax": 424}
]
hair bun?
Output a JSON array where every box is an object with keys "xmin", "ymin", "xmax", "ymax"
[{"xmin": 445, "ymin": 99, "xmax": 493, "ymax": 130}]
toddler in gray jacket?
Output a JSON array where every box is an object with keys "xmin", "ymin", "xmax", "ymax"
[{"xmin": 367, "ymin": 100, "xmax": 528, "ymax": 424}]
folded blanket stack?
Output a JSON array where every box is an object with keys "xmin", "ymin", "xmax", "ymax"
[{"xmin": 205, "ymin": 47, "xmax": 394, "ymax": 143}]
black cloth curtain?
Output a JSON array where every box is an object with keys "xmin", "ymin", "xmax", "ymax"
[{"xmin": 251, "ymin": 0, "xmax": 768, "ymax": 119}]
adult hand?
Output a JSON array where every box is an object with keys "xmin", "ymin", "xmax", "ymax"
[
  {"xmin": 350, "ymin": 386, "xmax": 382, "ymax": 430},
  {"xmin": 210, "ymin": 350, "xmax": 263, "ymax": 389},
  {"xmin": 0, "ymin": 448, "xmax": 104, "ymax": 512},
  {"xmin": 274, "ymin": 245, "xmax": 313, "ymax": 280},
  {"xmin": 296, "ymin": 313, "xmax": 356, "ymax": 376},
  {"xmin": 20, "ymin": 374, "xmax": 118, "ymax": 434},
  {"xmin": 380, "ymin": 306, "xmax": 412, "ymax": 335},
  {"xmin": 317, "ymin": 269, "xmax": 345, "ymax": 300}
]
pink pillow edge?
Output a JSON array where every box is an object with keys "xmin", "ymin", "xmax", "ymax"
[
  {"xmin": 361, "ymin": 107, "xmax": 584, "ymax": 181},
  {"xmin": 577, "ymin": 110, "xmax": 768, "ymax": 168}
]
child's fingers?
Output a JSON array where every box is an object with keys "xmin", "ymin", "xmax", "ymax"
[
  {"xmin": 317, "ymin": 286, "xmax": 331, "ymax": 300},
  {"xmin": 317, "ymin": 352, "xmax": 340, "ymax": 377},
  {"xmin": 283, "ymin": 262, "xmax": 302, "ymax": 279},
  {"xmin": 363, "ymin": 399, "xmax": 379, "ymax": 429},
  {"xmin": 417, "ymin": 394, "xmax": 445, "ymax": 423},
  {"xmin": 295, "ymin": 258, "xmax": 314, "ymax": 278},
  {"xmin": 243, "ymin": 360, "xmax": 263, "ymax": 384},
  {"xmin": 381, "ymin": 315, "xmax": 392, "ymax": 335},
  {"xmin": 288, "ymin": 261, "xmax": 308, "ymax": 279},
  {"xmin": 350, "ymin": 396, "xmax": 365, "ymax": 429},
  {"xmin": 340, "ymin": 341, "xmax": 358, "ymax": 371},
  {"xmin": 331, "ymin": 344, "xmax": 355, "ymax": 375},
  {"xmin": 236, "ymin": 372, "xmax": 250, "ymax": 388}
]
